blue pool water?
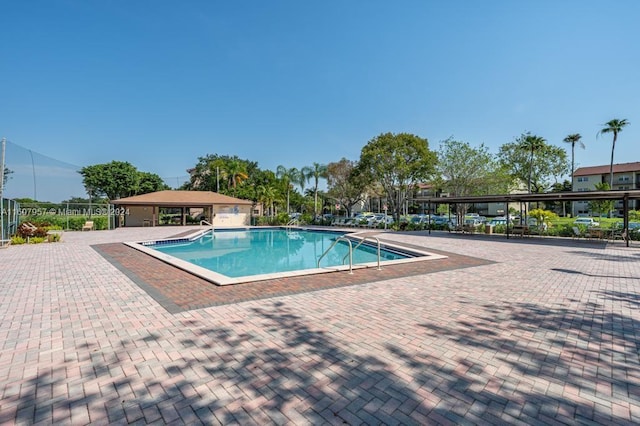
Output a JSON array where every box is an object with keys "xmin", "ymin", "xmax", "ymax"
[{"xmin": 149, "ymin": 228, "xmax": 411, "ymax": 278}]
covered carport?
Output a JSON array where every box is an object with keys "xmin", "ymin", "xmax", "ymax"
[{"xmin": 412, "ymin": 189, "xmax": 640, "ymax": 247}]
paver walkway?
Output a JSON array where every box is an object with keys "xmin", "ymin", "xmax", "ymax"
[{"xmin": 1, "ymin": 226, "xmax": 639, "ymax": 425}]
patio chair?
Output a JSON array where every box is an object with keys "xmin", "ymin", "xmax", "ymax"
[
  {"xmin": 611, "ymin": 229, "xmax": 627, "ymax": 242},
  {"xmin": 572, "ymin": 227, "xmax": 583, "ymax": 239},
  {"xmin": 82, "ymin": 221, "xmax": 94, "ymax": 231},
  {"xmin": 572, "ymin": 226, "xmax": 594, "ymax": 240}
]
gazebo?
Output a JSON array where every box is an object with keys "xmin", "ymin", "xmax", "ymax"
[{"xmin": 110, "ymin": 190, "xmax": 254, "ymax": 227}]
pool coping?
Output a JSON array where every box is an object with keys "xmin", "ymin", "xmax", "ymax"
[{"xmin": 125, "ymin": 226, "xmax": 448, "ymax": 286}]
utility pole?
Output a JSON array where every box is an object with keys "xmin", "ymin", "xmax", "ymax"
[
  {"xmin": 1, "ymin": 137, "xmax": 6, "ymax": 244},
  {"xmin": 0, "ymin": 137, "xmax": 5, "ymax": 196}
]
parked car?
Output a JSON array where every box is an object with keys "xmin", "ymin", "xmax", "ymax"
[
  {"xmin": 614, "ymin": 221, "xmax": 640, "ymax": 233},
  {"xmin": 373, "ymin": 214, "xmax": 394, "ymax": 226},
  {"xmin": 432, "ymin": 216, "xmax": 450, "ymax": 225},
  {"xmin": 464, "ymin": 217, "xmax": 483, "ymax": 227},
  {"xmin": 411, "ymin": 214, "xmax": 430, "ymax": 224},
  {"xmin": 488, "ymin": 216, "xmax": 511, "ymax": 226},
  {"xmin": 349, "ymin": 212, "xmax": 376, "ymax": 227},
  {"xmin": 574, "ymin": 217, "xmax": 600, "ymax": 227}
]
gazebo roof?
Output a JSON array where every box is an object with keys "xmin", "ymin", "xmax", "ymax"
[{"xmin": 110, "ymin": 190, "xmax": 253, "ymax": 206}]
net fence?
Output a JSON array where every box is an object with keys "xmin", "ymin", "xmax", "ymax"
[
  {"xmin": 1, "ymin": 139, "xmax": 188, "ymax": 236},
  {"xmin": 3, "ymin": 140, "xmax": 86, "ymax": 203}
]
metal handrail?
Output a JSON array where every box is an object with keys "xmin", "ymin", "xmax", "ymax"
[
  {"xmin": 345, "ymin": 233, "xmax": 382, "ymax": 271},
  {"xmin": 317, "ymin": 236, "xmax": 354, "ymax": 274},
  {"xmin": 284, "ymin": 218, "xmax": 299, "ymax": 232},
  {"xmin": 200, "ymin": 220, "xmax": 214, "ymax": 234}
]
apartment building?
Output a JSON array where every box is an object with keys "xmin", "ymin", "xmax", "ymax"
[{"xmin": 572, "ymin": 162, "xmax": 640, "ymax": 216}]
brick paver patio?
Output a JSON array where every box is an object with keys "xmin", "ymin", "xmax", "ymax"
[{"xmin": 1, "ymin": 226, "xmax": 639, "ymax": 425}]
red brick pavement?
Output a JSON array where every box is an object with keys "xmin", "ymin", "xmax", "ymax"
[
  {"xmin": 2, "ymin": 228, "xmax": 640, "ymax": 425},
  {"xmin": 93, "ymin": 242, "xmax": 492, "ymax": 312}
]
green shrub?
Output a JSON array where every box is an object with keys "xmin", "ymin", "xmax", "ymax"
[
  {"xmin": 276, "ymin": 212, "xmax": 290, "ymax": 225},
  {"xmin": 254, "ymin": 216, "xmax": 281, "ymax": 226},
  {"xmin": 10, "ymin": 236, "xmax": 26, "ymax": 245},
  {"xmin": 493, "ymin": 224, "xmax": 507, "ymax": 234},
  {"xmin": 47, "ymin": 233, "xmax": 62, "ymax": 242},
  {"xmin": 28, "ymin": 237, "xmax": 46, "ymax": 244}
]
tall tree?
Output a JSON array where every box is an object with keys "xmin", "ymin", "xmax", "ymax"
[
  {"xmin": 598, "ymin": 119, "xmax": 629, "ymax": 188},
  {"xmin": 436, "ymin": 139, "xmax": 512, "ymax": 220},
  {"xmin": 225, "ymin": 159, "xmax": 249, "ymax": 195},
  {"xmin": 588, "ymin": 182, "xmax": 614, "ymax": 217},
  {"xmin": 520, "ymin": 134, "xmax": 547, "ymax": 193},
  {"xmin": 547, "ymin": 179, "xmax": 572, "ymax": 216},
  {"xmin": 357, "ymin": 132, "xmax": 436, "ymax": 222},
  {"xmin": 563, "ymin": 133, "xmax": 584, "ymax": 183},
  {"xmin": 256, "ymin": 183, "xmax": 278, "ymax": 216},
  {"xmin": 326, "ymin": 158, "xmax": 368, "ymax": 217},
  {"xmin": 498, "ymin": 133, "xmax": 569, "ymax": 194},
  {"xmin": 184, "ymin": 154, "xmax": 259, "ymax": 197},
  {"xmin": 79, "ymin": 161, "xmax": 140, "ymax": 200},
  {"xmin": 298, "ymin": 166, "xmax": 312, "ymax": 195},
  {"xmin": 276, "ymin": 166, "xmax": 300, "ymax": 213},
  {"xmin": 308, "ymin": 162, "xmax": 327, "ymax": 217},
  {"xmin": 436, "ymin": 139, "xmax": 511, "ymax": 197},
  {"xmin": 137, "ymin": 171, "xmax": 170, "ymax": 194}
]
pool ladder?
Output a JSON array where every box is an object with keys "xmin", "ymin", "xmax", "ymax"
[
  {"xmin": 200, "ymin": 220, "xmax": 214, "ymax": 235},
  {"xmin": 317, "ymin": 233, "xmax": 382, "ymax": 274},
  {"xmin": 285, "ymin": 218, "xmax": 299, "ymax": 230}
]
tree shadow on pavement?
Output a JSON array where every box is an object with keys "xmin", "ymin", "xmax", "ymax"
[
  {"xmin": 395, "ymin": 295, "xmax": 640, "ymax": 424},
  {"xmin": 551, "ymin": 267, "xmax": 640, "ymax": 280},
  {"xmin": 3, "ymin": 295, "xmax": 640, "ymax": 424}
]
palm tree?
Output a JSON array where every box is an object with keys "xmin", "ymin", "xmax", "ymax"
[
  {"xmin": 298, "ymin": 166, "xmax": 312, "ymax": 194},
  {"xmin": 562, "ymin": 133, "xmax": 584, "ymax": 182},
  {"xmin": 256, "ymin": 184, "xmax": 277, "ymax": 216},
  {"xmin": 307, "ymin": 162, "xmax": 327, "ymax": 217},
  {"xmin": 208, "ymin": 161, "xmax": 227, "ymax": 193},
  {"xmin": 276, "ymin": 165, "xmax": 299, "ymax": 213},
  {"xmin": 598, "ymin": 118, "xmax": 629, "ymax": 188},
  {"xmin": 225, "ymin": 159, "xmax": 248, "ymax": 195},
  {"xmin": 519, "ymin": 134, "xmax": 546, "ymax": 193}
]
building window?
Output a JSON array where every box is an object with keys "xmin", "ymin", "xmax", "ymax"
[
  {"xmin": 577, "ymin": 177, "xmax": 589, "ymax": 182},
  {"xmin": 618, "ymin": 175, "xmax": 630, "ymax": 182}
]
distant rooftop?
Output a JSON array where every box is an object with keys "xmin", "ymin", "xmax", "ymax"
[{"xmin": 573, "ymin": 162, "xmax": 640, "ymax": 177}]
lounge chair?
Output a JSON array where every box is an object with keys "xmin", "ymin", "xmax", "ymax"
[{"xmin": 82, "ymin": 221, "xmax": 94, "ymax": 231}]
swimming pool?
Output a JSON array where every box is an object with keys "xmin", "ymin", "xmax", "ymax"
[{"xmin": 128, "ymin": 227, "xmax": 445, "ymax": 285}]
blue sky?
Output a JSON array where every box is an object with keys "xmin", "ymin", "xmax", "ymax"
[{"xmin": 1, "ymin": 0, "xmax": 639, "ymax": 201}]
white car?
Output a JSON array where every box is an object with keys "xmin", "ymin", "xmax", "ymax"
[
  {"xmin": 574, "ymin": 218, "xmax": 600, "ymax": 227},
  {"xmin": 374, "ymin": 214, "xmax": 395, "ymax": 225}
]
